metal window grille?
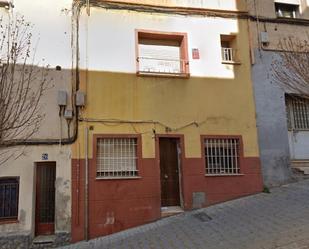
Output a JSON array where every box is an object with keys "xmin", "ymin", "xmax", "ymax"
[
  {"xmin": 96, "ymin": 138, "xmax": 138, "ymax": 178},
  {"xmin": 286, "ymin": 96, "xmax": 309, "ymax": 130},
  {"xmin": 221, "ymin": 47, "xmax": 235, "ymax": 62},
  {"xmin": 204, "ymin": 138, "xmax": 240, "ymax": 175},
  {"xmin": 0, "ymin": 178, "xmax": 19, "ymax": 220}
]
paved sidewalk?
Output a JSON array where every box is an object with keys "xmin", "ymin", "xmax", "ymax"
[{"xmin": 62, "ymin": 180, "xmax": 309, "ymax": 249}]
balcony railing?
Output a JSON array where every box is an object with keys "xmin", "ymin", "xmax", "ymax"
[
  {"xmin": 221, "ymin": 47, "xmax": 237, "ymax": 63},
  {"xmin": 137, "ymin": 57, "xmax": 188, "ymax": 76}
]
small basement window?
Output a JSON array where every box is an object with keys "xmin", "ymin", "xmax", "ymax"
[
  {"xmin": 204, "ymin": 138, "xmax": 240, "ymax": 175},
  {"xmin": 136, "ymin": 30, "xmax": 189, "ymax": 77},
  {"xmin": 275, "ymin": 3, "xmax": 299, "ymax": 18},
  {"xmin": 286, "ymin": 95, "xmax": 309, "ymax": 130},
  {"xmin": 220, "ymin": 35, "xmax": 239, "ymax": 64},
  {"xmin": 96, "ymin": 137, "xmax": 139, "ymax": 178},
  {"xmin": 0, "ymin": 177, "xmax": 19, "ymax": 220}
]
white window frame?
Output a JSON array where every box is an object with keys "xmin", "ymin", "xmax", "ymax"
[
  {"xmin": 221, "ymin": 47, "xmax": 236, "ymax": 62},
  {"xmin": 204, "ymin": 138, "xmax": 241, "ymax": 175},
  {"xmin": 96, "ymin": 137, "xmax": 139, "ymax": 179}
]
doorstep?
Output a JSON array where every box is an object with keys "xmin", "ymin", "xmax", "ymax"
[
  {"xmin": 291, "ymin": 160, "xmax": 309, "ymax": 175},
  {"xmin": 161, "ymin": 206, "xmax": 184, "ymax": 218},
  {"xmin": 32, "ymin": 235, "xmax": 56, "ymax": 245}
]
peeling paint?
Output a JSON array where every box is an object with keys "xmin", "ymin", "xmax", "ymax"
[
  {"xmin": 19, "ymin": 209, "xmax": 26, "ymax": 225},
  {"xmin": 103, "ymin": 212, "xmax": 115, "ymax": 226},
  {"xmin": 55, "ymin": 177, "xmax": 71, "ymax": 232}
]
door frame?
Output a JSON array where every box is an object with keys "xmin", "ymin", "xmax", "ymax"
[
  {"xmin": 155, "ymin": 134, "xmax": 185, "ymax": 209},
  {"xmin": 35, "ymin": 161, "xmax": 56, "ymax": 236}
]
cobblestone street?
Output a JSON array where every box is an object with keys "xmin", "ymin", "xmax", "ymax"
[{"xmin": 62, "ymin": 179, "xmax": 309, "ymax": 249}]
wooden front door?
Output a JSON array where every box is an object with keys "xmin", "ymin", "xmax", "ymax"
[
  {"xmin": 159, "ymin": 138, "xmax": 181, "ymax": 207},
  {"xmin": 35, "ymin": 162, "xmax": 56, "ymax": 236}
]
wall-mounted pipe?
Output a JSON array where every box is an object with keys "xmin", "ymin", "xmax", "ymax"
[{"xmin": 84, "ymin": 126, "xmax": 89, "ymax": 241}]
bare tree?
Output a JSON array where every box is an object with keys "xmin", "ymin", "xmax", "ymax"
[
  {"xmin": 0, "ymin": 16, "xmax": 49, "ymax": 164},
  {"xmin": 271, "ymin": 36, "xmax": 309, "ymax": 96}
]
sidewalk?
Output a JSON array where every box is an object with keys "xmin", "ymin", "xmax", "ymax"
[{"xmin": 61, "ymin": 179, "xmax": 309, "ymax": 249}]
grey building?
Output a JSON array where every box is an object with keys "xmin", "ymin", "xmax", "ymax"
[{"xmin": 248, "ymin": 0, "xmax": 309, "ymax": 186}]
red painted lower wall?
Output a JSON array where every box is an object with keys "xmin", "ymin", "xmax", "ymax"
[{"xmin": 71, "ymin": 156, "xmax": 263, "ymax": 242}]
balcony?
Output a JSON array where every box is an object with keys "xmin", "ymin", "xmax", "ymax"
[
  {"xmin": 137, "ymin": 57, "xmax": 189, "ymax": 77},
  {"xmin": 221, "ymin": 47, "xmax": 240, "ymax": 65}
]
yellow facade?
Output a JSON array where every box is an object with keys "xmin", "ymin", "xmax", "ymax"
[
  {"xmin": 72, "ymin": 0, "xmax": 261, "ymax": 161},
  {"xmin": 73, "ymin": 16, "xmax": 259, "ymax": 159},
  {"xmin": 70, "ymin": 4, "xmax": 263, "ymax": 242}
]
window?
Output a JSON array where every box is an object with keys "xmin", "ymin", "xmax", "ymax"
[
  {"xmin": 286, "ymin": 95, "xmax": 309, "ymax": 130},
  {"xmin": 0, "ymin": 178, "xmax": 19, "ymax": 220},
  {"xmin": 0, "ymin": 1, "xmax": 10, "ymax": 8},
  {"xmin": 220, "ymin": 35, "xmax": 239, "ymax": 64},
  {"xmin": 96, "ymin": 137, "xmax": 138, "ymax": 178},
  {"xmin": 275, "ymin": 3, "xmax": 299, "ymax": 18},
  {"xmin": 136, "ymin": 30, "xmax": 189, "ymax": 76},
  {"xmin": 204, "ymin": 138, "xmax": 240, "ymax": 175}
]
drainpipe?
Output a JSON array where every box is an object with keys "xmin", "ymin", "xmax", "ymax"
[{"xmin": 84, "ymin": 126, "xmax": 89, "ymax": 241}]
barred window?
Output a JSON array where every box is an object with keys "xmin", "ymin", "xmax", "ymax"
[
  {"xmin": 204, "ymin": 138, "xmax": 240, "ymax": 175},
  {"xmin": 0, "ymin": 178, "xmax": 19, "ymax": 220},
  {"xmin": 96, "ymin": 138, "xmax": 138, "ymax": 178},
  {"xmin": 286, "ymin": 95, "xmax": 309, "ymax": 130}
]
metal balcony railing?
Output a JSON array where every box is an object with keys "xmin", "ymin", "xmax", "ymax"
[
  {"xmin": 221, "ymin": 47, "xmax": 237, "ymax": 63},
  {"xmin": 137, "ymin": 57, "xmax": 188, "ymax": 75}
]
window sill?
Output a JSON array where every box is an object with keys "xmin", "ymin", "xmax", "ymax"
[
  {"xmin": 0, "ymin": 219, "xmax": 19, "ymax": 225},
  {"xmin": 96, "ymin": 176, "xmax": 142, "ymax": 180},
  {"xmin": 137, "ymin": 71, "xmax": 190, "ymax": 78},
  {"xmin": 288, "ymin": 129, "xmax": 309, "ymax": 132},
  {"xmin": 205, "ymin": 174, "xmax": 244, "ymax": 177},
  {"xmin": 222, "ymin": 61, "xmax": 241, "ymax": 65}
]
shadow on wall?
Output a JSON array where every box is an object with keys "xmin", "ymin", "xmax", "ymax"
[{"xmin": 300, "ymin": 0, "xmax": 309, "ymax": 18}]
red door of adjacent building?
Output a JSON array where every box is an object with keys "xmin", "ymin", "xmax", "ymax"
[
  {"xmin": 35, "ymin": 162, "xmax": 56, "ymax": 236},
  {"xmin": 159, "ymin": 138, "xmax": 181, "ymax": 207}
]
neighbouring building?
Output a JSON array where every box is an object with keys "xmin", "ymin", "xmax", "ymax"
[
  {"xmin": 71, "ymin": 0, "xmax": 263, "ymax": 242},
  {"xmin": 247, "ymin": 0, "xmax": 309, "ymax": 186},
  {"xmin": 0, "ymin": 0, "xmax": 77, "ymax": 247}
]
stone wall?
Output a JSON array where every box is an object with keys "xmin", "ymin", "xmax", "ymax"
[{"xmin": 0, "ymin": 232, "xmax": 71, "ymax": 249}]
